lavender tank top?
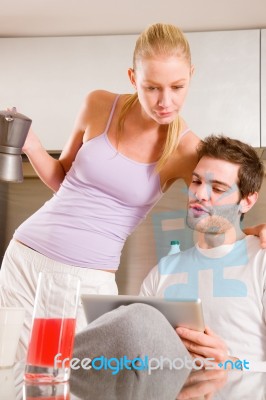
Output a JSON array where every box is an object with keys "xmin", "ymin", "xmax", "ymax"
[{"xmin": 15, "ymin": 96, "xmax": 175, "ymax": 270}]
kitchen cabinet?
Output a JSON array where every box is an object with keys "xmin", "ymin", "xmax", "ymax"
[
  {"xmin": 0, "ymin": 30, "xmax": 262, "ymax": 149},
  {"xmin": 182, "ymin": 30, "xmax": 261, "ymax": 146},
  {"xmin": 262, "ymin": 29, "xmax": 266, "ymax": 146},
  {"xmin": 0, "ymin": 35, "xmax": 137, "ymax": 150}
]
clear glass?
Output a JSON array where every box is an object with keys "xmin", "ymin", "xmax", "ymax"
[
  {"xmin": 23, "ymin": 381, "xmax": 70, "ymax": 399},
  {"xmin": 24, "ymin": 272, "xmax": 80, "ymax": 383}
]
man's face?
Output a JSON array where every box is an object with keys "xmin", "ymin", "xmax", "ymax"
[{"xmin": 186, "ymin": 156, "xmax": 242, "ymax": 235}]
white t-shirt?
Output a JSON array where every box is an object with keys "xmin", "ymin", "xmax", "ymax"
[{"xmin": 140, "ymin": 236, "xmax": 266, "ymax": 363}]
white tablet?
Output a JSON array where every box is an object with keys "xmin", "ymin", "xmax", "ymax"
[{"xmin": 81, "ymin": 294, "xmax": 205, "ymax": 332}]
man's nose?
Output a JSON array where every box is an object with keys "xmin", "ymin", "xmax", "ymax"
[{"xmin": 194, "ymin": 184, "xmax": 211, "ymax": 201}]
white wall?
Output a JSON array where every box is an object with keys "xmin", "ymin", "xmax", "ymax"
[{"xmin": 0, "ymin": 35, "xmax": 137, "ymax": 149}]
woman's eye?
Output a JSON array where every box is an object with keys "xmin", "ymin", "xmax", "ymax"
[{"xmin": 147, "ymin": 87, "xmax": 157, "ymax": 91}]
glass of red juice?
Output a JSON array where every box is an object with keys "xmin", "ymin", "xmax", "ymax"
[{"xmin": 24, "ymin": 272, "xmax": 80, "ymax": 384}]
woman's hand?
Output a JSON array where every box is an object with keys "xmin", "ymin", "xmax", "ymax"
[
  {"xmin": 5, "ymin": 106, "xmax": 70, "ymax": 191},
  {"xmin": 22, "ymin": 126, "xmax": 42, "ymax": 155},
  {"xmin": 176, "ymin": 326, "xmax": 229, "ymax": 367},
  {"xmin": 244, "ymin": 224, "xmax": 266, "ymax": 249},
  {"xmin": 5, "ymin": 107, "xmax": 42, "ymax": 155}
]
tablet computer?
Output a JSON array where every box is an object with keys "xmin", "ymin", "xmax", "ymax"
[{"xmin": 81, "ymin": 294, "xmax": 205, "ymax": 332}]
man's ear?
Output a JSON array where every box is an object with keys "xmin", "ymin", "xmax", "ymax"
[
  {"xmin": 128, "ymin": 68, "xmax": 137, "ymax": 89},
  {"xmin": 240, "ymin": 192, "xmax": 259, "ymax": 214}
]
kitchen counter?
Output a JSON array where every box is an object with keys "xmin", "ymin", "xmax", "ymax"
[{"xmin": 2, "ymin": 361, "xmax": 266, "ymax": 400}]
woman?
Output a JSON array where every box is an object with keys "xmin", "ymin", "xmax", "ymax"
[{"xmin": 0, "ymin": 23, "xmax": 265, "ymax": 359}]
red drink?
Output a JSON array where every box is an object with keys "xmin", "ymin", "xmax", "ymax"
[{"xmin": 26, "ymin": 318, "xmax": 76, "ymax": 368}]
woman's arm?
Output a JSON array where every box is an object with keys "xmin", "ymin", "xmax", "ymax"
[
  {"xmin": 22, "ymin": 128, "xmax": 67, "ymax": 192},
  {"xmin": 160, "ymin": 130, "xmax": 201, "ymax": 192},
  {"xmin": 177, "ymin": 131, "xmax": 201, "ymax": 187},
  {"xmin": 243, "ymin": 225, "xmax": 266, "ymax": 249},
  {"xmin": 22, "ymin": 90, "xmax": 108, "ymax": 192}
]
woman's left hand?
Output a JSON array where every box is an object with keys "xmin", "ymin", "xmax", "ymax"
[{"xmin": 244, "ymin": 224, "xmax": 266, "ymax": 249}]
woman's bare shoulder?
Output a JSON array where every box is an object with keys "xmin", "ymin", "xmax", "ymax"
[
  {"xmin": 78, "ymin": 90, "xmax": 118, "ymax": 132},
  {"xmin": 178, "ymin": 118, "xmax": 201, "ymax": 156},
  {"xmin": 179, "ymin": 129, "xmax": 201, "ymax": 153},
  {"xmin": 177, "ymin": 130, "xmax": 201, "ymax": 184},
  {"xmin": 160, "ymin": 129, "xmax": 201, "ymax": 191},
  {"xmin": 84, "ymin": 90, "xmax": 119, "ymax": 111}
]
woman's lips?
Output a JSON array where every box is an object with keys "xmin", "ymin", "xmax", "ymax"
[{"xmin": 155, "ymin": 110, "xmax": 174, "ymax": 118}]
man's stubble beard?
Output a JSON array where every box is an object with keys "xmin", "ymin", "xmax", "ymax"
[{"xmin": 186, "ymin": 203, "xmax": 242, "ymax": 236}]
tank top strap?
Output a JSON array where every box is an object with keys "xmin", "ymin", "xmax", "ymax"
[
  {"xmin": 179, "ymin": 128, "xmax": 191, "ymax": 140},
  {"xmin": 104, "ymin": 95, "xmax": 120, "ymax": 134}
]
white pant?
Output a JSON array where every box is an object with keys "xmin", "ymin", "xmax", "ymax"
[{"xmin": 0, "ymin": 239, "xmax": 118, "ymax": 362}]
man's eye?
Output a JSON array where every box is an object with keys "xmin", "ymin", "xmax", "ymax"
[{"xmin": 213, "ymin": 187, "xmax": 225, "ymax": 193}]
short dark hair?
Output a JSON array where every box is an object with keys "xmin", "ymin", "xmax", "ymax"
[{"xmin": 196, "ymin": 135, "xmax": 265, "ymax": 198}]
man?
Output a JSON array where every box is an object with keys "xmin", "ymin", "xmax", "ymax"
[{"xmin": 140, "ymin": 135, "xmax": 266, "ymax": 367}]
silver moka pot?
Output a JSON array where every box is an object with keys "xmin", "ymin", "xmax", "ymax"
[{"xmin": 0, "ymin": 110, "xmax": 32, "ymax": 182}]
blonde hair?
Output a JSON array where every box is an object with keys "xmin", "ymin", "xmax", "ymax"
[{"xmin": 118, "ymin": 23, "xmax": 192, "ymax": 172}]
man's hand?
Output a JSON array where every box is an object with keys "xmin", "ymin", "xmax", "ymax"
[
  {"xmin": 176, "ymin": 326, "xmax": 229, "ymax": 365},
  {"xmin": 244, "ymin": 224, "xmax": 266, "ymax": 249}
]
